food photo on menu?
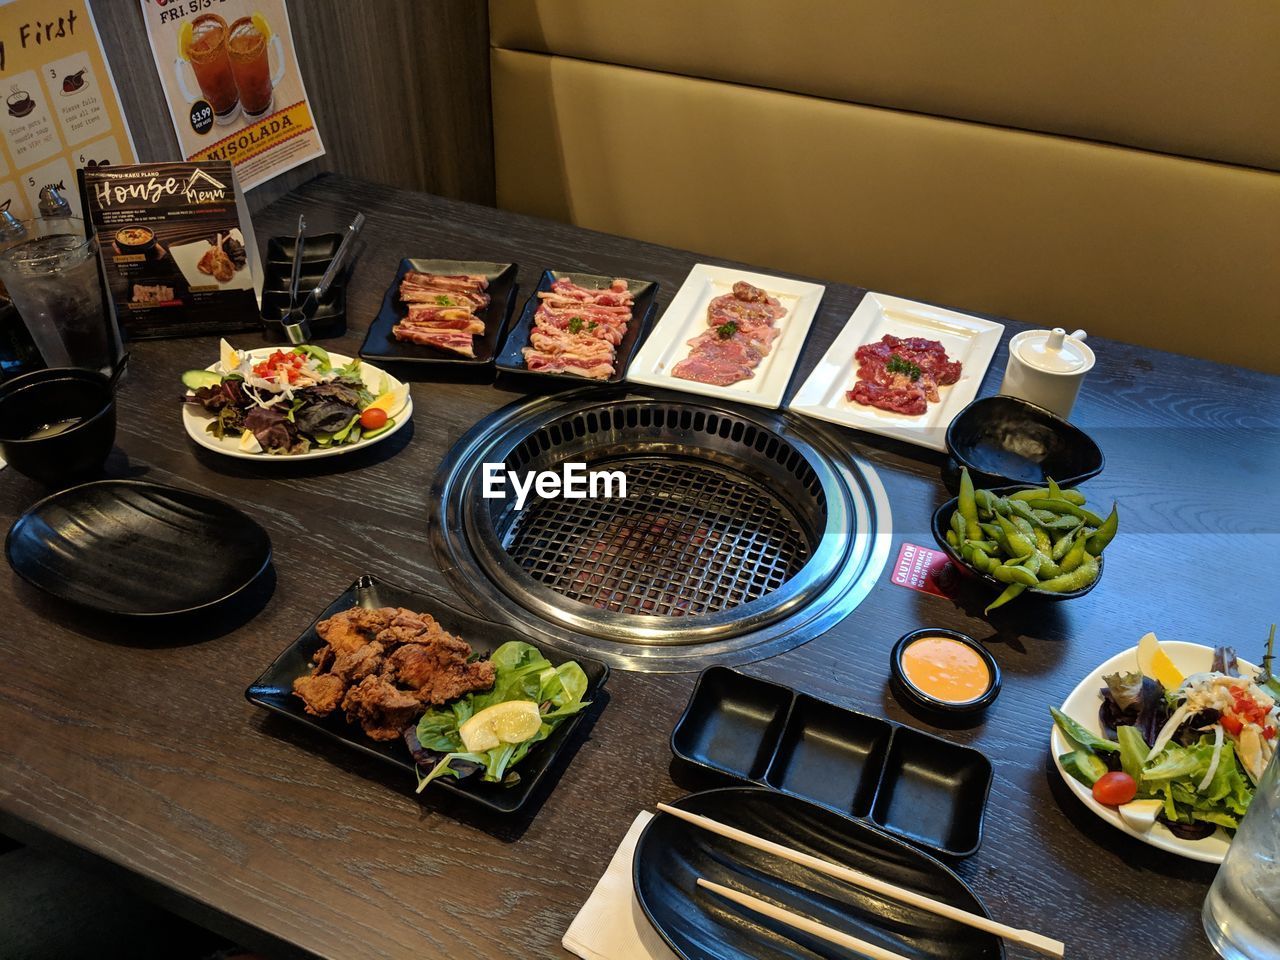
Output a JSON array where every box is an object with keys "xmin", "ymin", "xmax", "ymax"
[{"xmin": 0, "ymin": 4, "xmax": 1276, "ymax": 960}]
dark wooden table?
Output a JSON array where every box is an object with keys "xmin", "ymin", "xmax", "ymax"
[{"xmin": 2, "ymin": 173, "xmax": 1276, "ymax": 960}]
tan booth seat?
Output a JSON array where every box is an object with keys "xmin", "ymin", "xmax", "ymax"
[{"xmin": 489, "ymin": 1, "xmax": 1280, "ymax": 373}]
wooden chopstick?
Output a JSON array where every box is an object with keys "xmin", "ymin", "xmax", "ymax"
[
  {"xmin": 697, "ymin": 878, "xmax": 912, "ymax": 960},
  {"xmin": 658, "ymin": 802, "xmax": 1065, "ymax": 959}
]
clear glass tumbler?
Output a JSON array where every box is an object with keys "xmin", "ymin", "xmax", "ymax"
[
  {"xmin": 0, "ymin": 217, "xmax": 121, "ymax": 374},
  {"xmin": 1203, "ymin": 749, "xmax": 1280, "ymax": 959}
]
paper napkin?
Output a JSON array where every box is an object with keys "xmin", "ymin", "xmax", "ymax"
[{"xmin": 563, "ymin": 811, "xmax": 677, "ymax": 960}]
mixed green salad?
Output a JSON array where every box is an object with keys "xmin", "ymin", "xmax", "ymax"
[
  {"xmin": 181, "ymin": 340, "xmax": 407, "ymax": 455},
  {"xmin": 1052, "ymin": 627, "xmax": 1279, "ymax": 839},
  {"xmin": 407, "ymin": 641, "xmax": 591, "ymax": 791}
]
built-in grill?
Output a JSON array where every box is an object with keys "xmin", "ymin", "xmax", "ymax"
[{"xmin": 431, "ymin": 389, "xmax": 890, "ymax": 672}]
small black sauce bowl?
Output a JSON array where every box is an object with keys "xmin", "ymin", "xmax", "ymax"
[
  {"xmin": 0, "ymin": 368, "xmax": 116, "ymax": 484},
  {"xmin": 890, "ymin": 629, "xmax": 1001, "ymax": 716},
  {"xmin": 946, "ymin": 395, "xmax": 1103, "ymax": 489}
]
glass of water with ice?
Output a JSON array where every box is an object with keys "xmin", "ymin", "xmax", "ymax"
[
  {"xmin": 1203, "ymin": 749, "xmax": 1280, "ymax": 959},
  {"xmin": 0, "ymin": 217, "xmax": 121, "ymax": 374}
]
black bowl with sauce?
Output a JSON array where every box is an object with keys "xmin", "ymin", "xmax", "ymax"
[
  {"xmin": 946, "ymin": 395, "xmax": 1103, "ymax": 489},
  {"xmin": 890, "ymin": 629, "xmax": 1001, "ymax": 717},
  {"xmin": 0, "ymin": 367, "xmax": 116, "ymax": 483},
  {"xmin": 114, "ymin": 225, "xmax": 157, "ymax": 256}
]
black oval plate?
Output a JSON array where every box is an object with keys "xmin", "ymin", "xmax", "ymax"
[
  {"xmin": 5, "ymin": 479, "xmax": 272, "ymax": 616},
  {"xmin": 635, "ymin": 788, "xmax": 1003, "ymax": 960}
]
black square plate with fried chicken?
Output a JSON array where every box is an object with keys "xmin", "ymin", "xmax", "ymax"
[{"xmin": 246, "ymin": 575, "xmax": 609, "ymax": 813}]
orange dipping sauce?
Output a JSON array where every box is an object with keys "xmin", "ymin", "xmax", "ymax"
[{"xmin": 900, "ymin": 635, "xmax": 991, "ymax": 704}]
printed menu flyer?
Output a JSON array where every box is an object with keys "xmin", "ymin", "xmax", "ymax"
[
  {"xmin": 0, "ymin": 0, "xmax": 137, "ymax": 220},
  {"xmin": 140, "ymin": 0, "xmax": 325, "ymax": 191},
  {"xmin": 79, "ymin": 160, "xmax": 263, "ymax": 339}
]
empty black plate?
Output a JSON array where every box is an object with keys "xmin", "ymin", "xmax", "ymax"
[
  {"xmin": 495, "ymin": 270, "xmax": 659, "ymax": 385},
  {"xmin": 359, "ymin": 259, "xmax": 518, "ymax": 369},
  {"xmin": 946, "ymin": 395, "xmax": 1104, "ymax": 488},
  {"xmin": 245, "ymin": 575, "xmax": 609, "ymax": 813},
  {"xmin": 5, "ymin": 479, "xmax": 271, "ymax": 616},
  {"xmin": 635, "ymin": 788, "xmax": 1003, "ymax": 960}
]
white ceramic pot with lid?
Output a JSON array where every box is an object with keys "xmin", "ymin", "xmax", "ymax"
[{"xmin": 998, "ymin": 327, "xmax": 1095, "ymax": 419}]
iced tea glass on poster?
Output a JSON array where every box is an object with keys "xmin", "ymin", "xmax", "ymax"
[
  {"xmin": 228, "ymin": 15, "xmax": 285, "ymax": 119},
  {"xmin": 0, "ymin": 218, "xmax": 122, "ymax": 374},
  {"xmin": 1203, "ymin": 748, "xmax": 1280, "ymax": 959},
  {"xmin": 178, "ymin": 13, "xmax": 240, "ymax": 123}
]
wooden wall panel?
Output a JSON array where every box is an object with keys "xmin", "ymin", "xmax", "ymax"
[{"xmin": 89, "ymin": 0, "xmax": 494, "ymax": 210}]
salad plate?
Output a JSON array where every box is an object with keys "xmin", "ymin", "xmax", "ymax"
[
  {"xmin": 1050, "ymin": 640, "xmax": 1263, "ymax": 863},
  {"xmin": 181, "ymin": 343, "xmax": 412, "ymax": 461}
]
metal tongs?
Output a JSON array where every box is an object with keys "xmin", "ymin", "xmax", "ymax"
[{"xmin": 280, "ymin": 212, "xmax": 365, "ymax": 345}]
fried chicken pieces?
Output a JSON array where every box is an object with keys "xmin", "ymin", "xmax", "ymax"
[{"xmin": 292, "ymin": 606, "xmax": 496, "ymax": 741}]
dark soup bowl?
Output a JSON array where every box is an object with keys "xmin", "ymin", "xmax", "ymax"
[
  {"xmin": 946, "ymin": 395, "xmax": 1103, "ymax": 489},
  {"xmin": 0, "ymin": 368, "xmax": 116, "ymax": 483}
]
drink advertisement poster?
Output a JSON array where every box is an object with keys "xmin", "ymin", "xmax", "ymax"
[
  {"xmin": 0, "ymin": 0, "xmax": 137, "ymax": 220},
  {"xmin": 140, "ymin": 0, "xmax": 325, "ymax": 191},
  {"xmin": 79, "ymin": 160, "xmax": 264, "ymax": 339}
]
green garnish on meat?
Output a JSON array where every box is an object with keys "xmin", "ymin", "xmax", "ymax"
[
  {"xmin": 887, "ymin": 353, "xmax": 922, "ymax": 381},
  {"xmin": 716, "ymin": 321, "xmax": 738, "ymax": 340},
  {"xmin": 568, "ymin": 316, "xmax": 585, "ymax": 334}
]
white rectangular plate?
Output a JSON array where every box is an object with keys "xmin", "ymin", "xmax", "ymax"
[
  {"xmin": 626, "ymin": 263, "xmax": 825, "ymax": 409},
  {"xmin": 788, "ymin": 292, "xmax": 1004, "ymax": 451}
]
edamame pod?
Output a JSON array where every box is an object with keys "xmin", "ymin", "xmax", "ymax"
[
  {"xmin": 996, "ymin": 514, "xmax": 1035, "ymax": 559},
  {"xmin": 1060, "ymin": 536, "xmax": 1087, "ymax": 573},
  {"xmin": 1036, "ymin": 555, "xmax": 1099, "ymax": 592},
  {"xmin": 1051, "ymin": 528, "xmax": 1077, "ymax": 561},
  {"xmin": 985, "ymin": 582, "xmax": 1027, "ymax": 613},
  {"xmin": 992, "ymin": 563, "xmax": 1040, "ymax": 587},
  {"xmin": 945, "ymin": 529, "xmax": 960, "ymax": 549},
  {"xmin": 1086, "ymin": 504, "xmax": 1119, "ymax": 555},
  {"xmin": 959, "ymin": 468, "xmax": 981, "ymax": 540},
  {"xmin": 1009, "ymin": 487, "xmax": 1087, "ymax": 506},
  {"xmin": 1033, "ymin": 526, "xmax": 1052, "ymax": 554},
  {"xmin": 1025, "ymin": 498, "xmax": 1106, "ymax": 527}
]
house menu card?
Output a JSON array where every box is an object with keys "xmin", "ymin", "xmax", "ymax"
[
  {"xmin": 79, "ymin": 160, "xmax": 262, "ymax": 339},
  {"xmin": 139, "ymin": 0, "xmax": 325, "ymax": 191},
  {"xmin": 0, "ymin": 0, "xmax": 136, "ymax": 219}
]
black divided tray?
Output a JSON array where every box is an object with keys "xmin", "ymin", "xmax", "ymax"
[
  {"xmin": 359, "ymin": 258, "xmax": 518, "ymax": 370},
  {"xmin": 671, "ymin": 666, "xmax": 992, "ymax": 858},
  {"xmin": 494, "ymin": 269, "xmax": 659, "ymax": 386},
  {"xmin": 262, "ymin": 232, "xmax": 347, "ymax": 339},
  {"xmin": 246, "ymin": 575, "xmax": 609, "ymax": 814}
]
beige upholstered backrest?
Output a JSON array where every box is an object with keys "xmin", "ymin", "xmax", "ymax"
[{"xmin": 490, "ymin": 1, "xmax": 1280, "ymax": 372}]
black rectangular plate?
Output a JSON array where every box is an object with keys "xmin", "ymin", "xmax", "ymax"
[
  {"xmin": 670, "ymin": 666, "xmax": 991, "ymax": 857},
  {"xmin": 870, "ymin": 726, "xmax": 993, "ymax": 858},
  {"xmin": 671, "ymin": 666, "xmax": 790, "ymax": 781},
  {"xmin": 245, "ymin": 575, "xmax": 608, "ymax": 814},
  {"xmin": 266, "ymin": 232, "xmax": 341, "ymax": 265},
  {"xmin": 764, "ymin": 694, "xmax": 891, "ymax": 819},
  {"xmin": 260, "ymin": 286, "xmax": 345, "ymax": 324},
  {"xmin": 358, "ymin": 259, "xmax": 518, "ymax": 369},
  {"xmin": 494, "ymin": 270, "xmax": 659, "ymax": 386}
]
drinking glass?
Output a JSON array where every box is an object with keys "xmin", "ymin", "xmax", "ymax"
[
  {"xmin": 227, "ymin": 16, "xmax": 285, "ymax": 118},
  {"xmin": 1203, "ymin": 749, "xmax": 1280, "ymax": 959},
  {"xmin": 0, "ymin": 218, "xmax": 121, "ymax": 374},
  {"xmin": 177, "ymin": 13, "xmax": 241, "ymax": 123}
]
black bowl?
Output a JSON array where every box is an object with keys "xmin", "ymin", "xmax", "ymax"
[
  {"xmin": 930, "ymin": 483, "xmax": 1105, "ymax": 602},
  {"xmin": 0, "ymin": 367, "xmax": 116, "ymax": 483},
  {"xmin": 890, "ymin": 628, "xmax": 1001, "ymax": 716},
  {"xmin": 946, "ymin": 395, "xmax": 1103, "ymax": 489}
]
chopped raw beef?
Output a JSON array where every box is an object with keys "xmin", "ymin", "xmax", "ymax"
[{"xmin": 846, "ymin": 334, "xmax": 962, "ymax": 415}]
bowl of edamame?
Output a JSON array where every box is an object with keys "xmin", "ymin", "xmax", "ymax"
[{"xmin": 931, "ymin": 469, "xmax": 1118, "ymax": 614}]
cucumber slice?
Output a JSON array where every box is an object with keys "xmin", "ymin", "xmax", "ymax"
[
  {"xmin": 361, "ymin": 418, "xmax": 396, "ymax": 440},
  {"xmin": 182, "ymin": 369, "xmax": 223, "ymax": 391}
]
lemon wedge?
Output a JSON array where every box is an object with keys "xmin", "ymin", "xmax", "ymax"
[
  {"xmin": 178, "ymin": 20, "xmax": 194, "ymax": 60},
  {"xmin": 458, "ymin": 701, "xmax": 542, "ymax": 753},
  {"xmin": 1136, "ymin": 632, "xmax": 1184, "ymax": 690},
  {"xmin": 252, "ymin": 12, "xmax": 272, "ymax": 42},
  {"xmin": 365, "ymin": 383, "xmax": 408, "ymax": 418}
]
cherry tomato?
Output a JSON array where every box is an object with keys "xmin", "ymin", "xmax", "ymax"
[
  {"xmin": 1092, "ymin": 771, "xmax": 1138, "ymax": 806},
  {"xmin": 360, "ymin": 407, "xmax": 388, "ymax": 430}
]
